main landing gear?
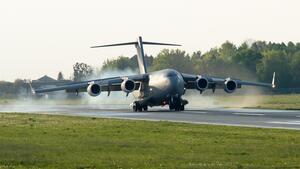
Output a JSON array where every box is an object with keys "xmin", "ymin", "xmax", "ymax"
[
  {"xmin": 133, "ymin": 101, "xmax": 148, "ymax": 112},
  {"xmin": 169, "ymin": 97, "xmax": 188, "ymax": 111}
]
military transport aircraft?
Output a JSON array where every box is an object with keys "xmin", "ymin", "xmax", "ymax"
[{"xmin": 31, "ymin": 36, "xmax": 276, "ymax": 111}]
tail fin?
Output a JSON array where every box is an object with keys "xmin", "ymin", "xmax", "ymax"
[{"xmin": 91, "ymin": 36, "xmax": 181, "ymax": 74}]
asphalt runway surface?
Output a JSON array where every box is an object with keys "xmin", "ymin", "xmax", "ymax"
[{"xmin": 1, "ymin": 104, "xmax": 300, "ymax": 130}]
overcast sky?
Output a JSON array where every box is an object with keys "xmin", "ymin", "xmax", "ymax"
[{"xmin": 0, "ymin": 0, "xmax": 299, "ymax": 81}]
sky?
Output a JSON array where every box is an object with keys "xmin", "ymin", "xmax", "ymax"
[{"xmin": 0, "ymin": 0, "xmax": 299, "ymax": 81}]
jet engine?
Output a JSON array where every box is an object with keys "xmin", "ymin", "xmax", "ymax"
[
  {"xmin": 224, "ymin": 79, "xmax": 237, "ymax": 93},
  {"xmin": 121, "ymin": 79, "xmax": 136, "ymax": 93},
  {"xmin": 87, "ymin": 83, "xmax": 101, "ymax": 96},
  {"xmin": 196, "ymin": 77, "xmax": 209, "ymax": 91}
]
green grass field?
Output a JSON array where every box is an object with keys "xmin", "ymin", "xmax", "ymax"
[
  {"xmin": 0, "ymin": 113, "xmax": 299, "ymax": 169},
  {"xmin": 214, "ymin": 94, "xmax": 300, "ymax": 110},
  {"xmin": 253, "ymin": 94, "xmax": 300, "ymax": 110},
  {"xmin": 188, "ymin": 94, "xmax": 300, "ymax": 110}
]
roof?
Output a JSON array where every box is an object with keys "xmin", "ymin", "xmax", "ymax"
[{"xmin": 35, "ymin": 75, "xmax": 57, "ymax": 82}]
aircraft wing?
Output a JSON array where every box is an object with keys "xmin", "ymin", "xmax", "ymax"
[
  {"xmin": 32, "ymin": 74, "xmax": 149, "ymax": 94},
  {"xmin": 181, "ymin": 72, "xmax": 275, "ymax": 92}
]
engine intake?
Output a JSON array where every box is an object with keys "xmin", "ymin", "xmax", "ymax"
[
  {"xmin": 196, "ymin": 77, "xmax": 209, "ymax": 91},
  {"xmin": 121, "ymin": 79, "xmax": 136, "ymax": 93},
  {"xmin": 87, "ymin": 83, "xmax": 101, "ymax": 96},
  {"xmin": 224, "ymin": 79, "xmax": 237, "ymax": 93}
]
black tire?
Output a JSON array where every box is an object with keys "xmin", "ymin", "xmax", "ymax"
[
  {"xmin": 169, "ymin": 104, "xmax": 175, "ymax": 111},
  {"xmin": 180, "ymin": 105, "xmax": 185, "ymax": 111},
  {"xmin": 143, "ymin": 105, "xmax": 148, "ymax": 111},
  {"xmin": 133, "ymin": 104, "xmax": 138, "ymax": 112},
  {"xmin": 133, "ymin": 101, "xmax": 141, "ymax": 112}
]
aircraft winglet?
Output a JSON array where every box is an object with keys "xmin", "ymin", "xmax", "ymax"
[
  {"xmin": 25, "ymin": 80, "xmax": 36, "ymax": 95},
  {"xmin": 272, "ymin": 72, "xmax": 276, "ymax": 88}
]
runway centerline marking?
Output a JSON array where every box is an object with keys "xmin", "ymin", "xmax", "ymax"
[
  {"xmin": 267, "ymin": 121, "xmax": 300, "ymax": 125},
  {"xmin": 233, "ymin": 113, "xmax": 265, "ymax": 116}
]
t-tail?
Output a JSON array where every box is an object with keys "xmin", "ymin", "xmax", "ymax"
[{"xmin": 91, "ymin": 36, "xmax": 181, "ymax": 74}]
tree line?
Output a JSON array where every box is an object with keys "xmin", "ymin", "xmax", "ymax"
[
  {"xmin": 1, "ymin": 40, "xmax": 299, "ymax": 98},
  {"xmin": 99, "ymin": 41, "xmax": 300, "ymax": 89}
]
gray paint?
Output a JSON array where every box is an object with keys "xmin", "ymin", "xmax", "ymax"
[{"xmin": 135, "ymin": 36, "xmax": 147, "ymax": 74}]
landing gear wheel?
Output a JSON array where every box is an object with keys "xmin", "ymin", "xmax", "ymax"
[
  {"xmin": 180, "ymin": 105, "xmax": 185, "ymax": 111},
  {"xmin": 169, "ymin": 97, "xmax": 187, "ymax": 111},
  {"xmin": 143, "ymin": 105, "xmax": 148, "ymax": 111},
  {"xmin": 174, "ymin": 105, "xmax": 181, "ymax": 111},
  {"xmin": 133, "ymin": 101, "xmax": 140, "ymax": 112},
  {"xmin": 169, "ymin": 104, "xmax": 175, "ymax": 111},
  {"xmin": 170, "ymin": 104, "xmax": 184, "ymax": 111},
  {"xmin": 133, "ymin": 105, "xmax": 138, "ymax": 112},
  {"xmin": 133, "ymin": 101, "xmax": 145, "ymax": 112}
]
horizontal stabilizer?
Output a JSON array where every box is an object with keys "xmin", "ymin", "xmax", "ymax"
[
  {"xmin": 91, "ymin": 36, "xmax": 181, "ymax": 74},
  {"xmin": 143, "ymin": 41, "xmax": 181, "ymax": 46},
  {"xmin": 91, "ymin": 40, "xmax": 181, "ymax": 48},
  {"xmin": 91, "ymin": 42, "xmax": 137, "ymax": 48}
]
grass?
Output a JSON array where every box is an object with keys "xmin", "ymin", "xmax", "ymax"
[
  {"xmin": 190, "ymin": 94, "xmax": 300, "ymax": 110},
  {"xmin": 0, "ymin": 113, "xmax": 299, "ymax": 169},
  {"xmin": 252, "ymin": 94, "xmax": 300, "ymax": 110}
]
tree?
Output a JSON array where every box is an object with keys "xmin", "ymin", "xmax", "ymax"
[
  {"xmin": 251, "ymin": 41, "xmax": 268, "ymax": 53},
  {"xmin": 291, "ymin": 51, "xmax": 300, "ymax": 86},
  {"xmin": 219, "ymin": 41, "xmax": 237, "ymax": 62},
  {"xmin": 195, "ymin": 48, "xmax": 220, "ymax": 75},
  {"xmin": 73, "ymin": 62, "xmax": 94, "ymax": 81},
  {"xmin": 257, "ymin": 50, "xmax": 292, "ymax": 88},
  {"xmin": 233, "ymin": 42, "xmax": 263, "ymax": 73},
  {"xmin": 57, "ymin": 72, "xmax": 64, "ymax": 81},
  {"xmin": 102, "ymin": 56, "xmax": 134, "ymax": 71},
  {"xmin": 150, "ymin": 49, "xmax": 194, "ymax": 73},
  {"xmin": 101, "ymin": 55, "xmax": 154, "ymax": 72},
  {"xmin": 92, "ymin": 40, "xmax": 300, "ymax": 89}
]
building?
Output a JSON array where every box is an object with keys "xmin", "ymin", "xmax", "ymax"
[{"xmin": 29, "ymin": 75, "xmax": 72, "ymax": 98}]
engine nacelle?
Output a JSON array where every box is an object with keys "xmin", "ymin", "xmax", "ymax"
[
  {"xmin": 87, "ymin": 83, "xmax": 101, "ymax": 96},
  {"xmin": 224, "ymin": 79, "xmax": 237, "ymax": 93},
  {"xmin": 121, "ymin": 79, "xmax": 136, "ymax": 93},
  {"xmin": 196, "ymin": 77, "xmax": 209, "ymax": 91}
]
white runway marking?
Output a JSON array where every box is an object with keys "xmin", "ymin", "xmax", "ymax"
[
  {"xmin": 267, "ymin": 121, "xmax": 300, "ymax": 125},
  {"xmin": 98, "ymin": 112, "xmax": 151, "ymax": 116},
  {"xmin": 233, "ymin": 113, "xmax": 265, "ymax": 116},
  {"xmin": 192, "ymin": 112, "xmax": 208, "ymax": 114}
]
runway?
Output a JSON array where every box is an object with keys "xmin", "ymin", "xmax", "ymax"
[{"xmin": 1, "ymin": 104, "xmax": 300, "ymax": 130}]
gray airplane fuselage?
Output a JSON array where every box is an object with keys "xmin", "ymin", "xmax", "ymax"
[{"xmin": 133, "ymin": 69, "xmax": 185, "ymax": 107}]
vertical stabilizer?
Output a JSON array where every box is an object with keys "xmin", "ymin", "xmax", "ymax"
[{"xmin": 135, "ymin": 36, "xmax": 147, "ymax": 74}]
